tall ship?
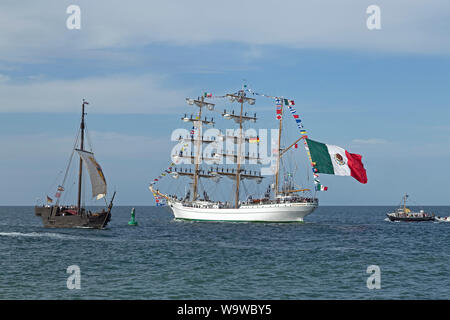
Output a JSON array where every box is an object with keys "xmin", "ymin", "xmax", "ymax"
[
  {"xmin": 35, "ymin": 100, "xmax": 115, "ymax": 228},
  {"xmin": 150, "ymin": 87, "xmax": 367, "ymax": 222}
]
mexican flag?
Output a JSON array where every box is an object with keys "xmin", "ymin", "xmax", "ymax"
[{"xmin": 306, "ymin": 138, "xmax": 367, "ymax": 184}]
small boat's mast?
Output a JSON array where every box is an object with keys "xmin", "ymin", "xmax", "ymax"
[{"xmin": 77, "ymin": 99, "xmax": 87, "ymax": 213}]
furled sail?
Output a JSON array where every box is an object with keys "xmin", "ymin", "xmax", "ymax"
[{"xmin": 75, "ymin": 149, "xmax": 107, "ymax": 200}]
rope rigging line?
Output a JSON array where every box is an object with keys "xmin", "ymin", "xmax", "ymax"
[{"xmin": 60, "ymin": 129, "xmax": 81, "ymax": 189}]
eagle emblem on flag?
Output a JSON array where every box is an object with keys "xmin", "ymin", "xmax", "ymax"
[{"xmin": 334, "ymin": 153, "xmax": 346, "ymax": 166}]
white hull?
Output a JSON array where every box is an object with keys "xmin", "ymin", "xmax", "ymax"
[{"xmin": 167, "ymin": 200, "xmax": 318, "ymax": 222}]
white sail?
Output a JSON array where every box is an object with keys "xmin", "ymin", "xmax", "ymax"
[{"xmin": 76, "ymin": 149, "xmax": 107, "ymax": 200}]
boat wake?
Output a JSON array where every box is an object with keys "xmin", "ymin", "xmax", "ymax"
[
  {"xmin": 0, "ymin": 231, "xmax": 115, "ymax": 242},
  {"xmin": 384, "ymin": 218, "xmax": 401, "ymax": 223},
  {"xmin": 0, "ymin": 231, "xmax": 78, "ymax": 240}
]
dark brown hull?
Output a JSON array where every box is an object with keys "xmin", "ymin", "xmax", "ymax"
[
  {"xmin": 386, "ymin": 214, "xmax": 435, "ymax": 222},
  {"xmin": 35, "ymin": 206, "xmax": 111, "ymax": 229}
]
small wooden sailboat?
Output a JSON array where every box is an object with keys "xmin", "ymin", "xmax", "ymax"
[
  {"xmin": 386, "ymin": 194, "xmax": 434, "ymax": 222},
  {"xmin": 35, "ymin": 100, "xmax": 115, "ymax": 228}
]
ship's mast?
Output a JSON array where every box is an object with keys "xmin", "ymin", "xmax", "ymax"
[
  {"xmin": 274, "ymin": 99, "xmax": 283, "ymax": 196},
  {"xmin": 184, "ymin": 96, "xmax": 215, "ymax": 202},
  {"xmin": 223, "ymin": 90, "xmax": 256, "ymax": 208},
  {"xmin": 77, "ymin": 99, "xmax": 87, "ymax": 213},
  {"xmin": 235, "ymin": 94, "xmax": 244, "ymax": 208},
  {"xmin": 192, "ymin": 96, "xmax": 204, "ymax": 201},
  {"xmin": 183, "ymin": 91, "xmax": 255, "ymax": 207}
]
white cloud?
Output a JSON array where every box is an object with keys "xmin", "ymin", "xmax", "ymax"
[
  {"xmin": 352, "ymin": 138, "xmax": 388, "ymax": 145},
  {"xmin": 0, "ymin": 74, "xmax": 191, "ymax": 113},
  {"xmin": 70, "ymin": 1, "xmax": 450, "ymax": 54},
  {"xmin": 0, "ymin": 74, "xmax": 10, "ymax": 82},
  {"xmin": 0, "ymin": 0, "xmax": 449, "ymax": 64},
  {"xmin": 88, "ymin": 131, "xmax": 172, "ymax": 159},
  {"xmin": 0, "ymin": 131, "xmax": 172, "ymax": 158},
  {"xmin": 431, "ymin": 125, "xmax": 450, "ymax": 132},
  {"xmin": 0, "ymin": 133, "xmax": 74, "ymax": 161}
]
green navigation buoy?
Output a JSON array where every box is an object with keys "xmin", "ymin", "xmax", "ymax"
[{"xmin": 128, "ymin": 207, "xmax": 138, "ymax": 226}]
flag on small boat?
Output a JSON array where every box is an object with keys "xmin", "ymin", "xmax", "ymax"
[
  {"xmin": 46, "ymin": 196, "xmax": 53, "ymax": 203},
  {"xmin": 306, "ymin": 138, "xmax": 367, "ymax": 184}
]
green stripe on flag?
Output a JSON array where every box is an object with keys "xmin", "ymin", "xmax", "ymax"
[{"xmin": 306, "ymin": 139, "xmax": 334, "ymax": 174}]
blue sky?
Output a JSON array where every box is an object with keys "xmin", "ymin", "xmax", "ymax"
[{"xmin": 0, "ymin": 1, "xmax": 449, "ymax": 205}]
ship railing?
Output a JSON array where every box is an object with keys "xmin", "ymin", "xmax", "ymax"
[
  {"xmin": 242, "ymin": 197, "xmax": 317, "ymax": 206},
  {"xmin": 169, "ymin": 193, "xmax": 318, "ymax": 209}
]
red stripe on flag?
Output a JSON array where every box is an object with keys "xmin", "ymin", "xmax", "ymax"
[{"xmin": 345, "ymin": 151, "xmax": 368, "ymax": 184}]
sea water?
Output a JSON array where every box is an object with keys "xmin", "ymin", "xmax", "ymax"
[{"xmin": 1, "ymin": 206, "xmax": 449, "ymax": 299}]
